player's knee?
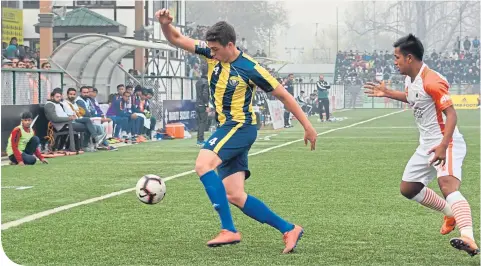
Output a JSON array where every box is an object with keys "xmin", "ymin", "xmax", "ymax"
[
  {"xmin": 195, "ymin": 162, "xmax": 211, "ymax": 177},
  {"xmin": 194, "ymin": 158, "xmax": 217, "ymax": 177},
  {"xmin": 226, "ymin": 192, "xmax": 247, "ymax": 207},
  {"xmin": 399, "ymin": 181, "xmax": 425, "ymax": 199},
  {"xmin": 438, "ymin": 176, "xmax": 459, "ymax": 197}
]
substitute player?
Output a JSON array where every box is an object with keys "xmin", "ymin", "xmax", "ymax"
[
  {"xmin": 364, "ymin": 34, "xmax": 479, "ymax": 257},
  {"xmin": 156, "ymin": 9, "xmax": 317, "ymax": 253}
]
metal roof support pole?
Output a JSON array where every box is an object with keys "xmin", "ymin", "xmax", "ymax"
[
  {"xmin": 106, "ymin": 50, "xmax": 141, "ymax": 91},
  {"xmin": 49, "ymin": 58, "xmax": 82, "ymax": 86}
]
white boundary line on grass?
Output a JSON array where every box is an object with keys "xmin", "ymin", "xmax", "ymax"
[{"xmin": 1, "ymin": 110, "xmax": 404, "ymax": 231}]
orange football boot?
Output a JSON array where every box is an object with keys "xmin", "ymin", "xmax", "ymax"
[
  {"xmin": 282, "ymin": 225, "xmax": 304, "ymax": 254},
  {"xmin": 450, "ymin": 236, "xmax": 480, "ymax": 257},
  {"xmin": 207, "ymin": 230, "xmax": 241, "ymax": 247},
  {"xmin": 440, "ymin": 216, "xmax": 456, "ymax": 235}
]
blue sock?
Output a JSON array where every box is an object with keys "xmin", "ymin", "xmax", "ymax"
[
  {"xmin": 241, "ymin": 195, "xmax": 294, "ymax": 234},
  {"xmin": 200, "ymin": 171, "xmax": 237, "ymax": 233}
]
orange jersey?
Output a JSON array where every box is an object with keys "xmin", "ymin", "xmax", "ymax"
[{"xmin": 404, "ymin": 64, "xmax": 463, "ymax": 145}]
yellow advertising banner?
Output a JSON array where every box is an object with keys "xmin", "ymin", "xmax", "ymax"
[
  {"xmin": 451, "ymin": 94, "xmax": 480, "ymax": 110},
  {"xmin": 2, "ymin": 8, "xmax": 24, "ymax": 45}
]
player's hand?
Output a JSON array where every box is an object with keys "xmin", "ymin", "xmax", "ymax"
[
  {"xmin": 18, "ymin": 161, "xmax": 25, "ymax": 166},
  {"xmin": 155, "ymin": 9, "xmax": 173, "ymax": 25},
  {"xmin": 131, "ymin": 113, "xmax": 138, "ymax": 119},
  {"xmin": 304, "ymin": 126, "xmax": 317, "ymax": 151},
  {"xmin": 364, "ymin": 81, "xmax": 388, "ymax": 97},
  {"xmin": 41, "ymin": 159, "xmax": 48, "ymax": 164},
  {"xmin": 428, "ymin": 144, "xmax": 448, "ymax": 167}
]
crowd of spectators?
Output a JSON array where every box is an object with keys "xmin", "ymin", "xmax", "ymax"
[
  {"xmin": 2, "ymin": 37, "xmax": 39, "ymax": 68},
  {"xmin": 334, "ymin": 36, "xmax": 480, "ymax": 86}
]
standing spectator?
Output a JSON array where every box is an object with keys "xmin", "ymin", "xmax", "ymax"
[
  {"xmin": 195, "ymin": 64, "xmax": 209, "ymax": 146},
  {"xmin": 463, "ymin": 36, "xmax": 472, "ymax": 52},
  {"xmin": 455, "ymin": 36, "xmax": 461, "ymax": 52},
  {"xmin": 260, "ymin": 49, "xmax": 267, "ymax": 57},
  {"xmin": 189, "ymin": 63, "xmax": 200, "ymax": 78},
  {"xmin": 283, "ymin": 74, "xmax": 294, "ymax": 128},
  {"xmin": 2, "ymin": 59, "xmax": 13, "ymax": 68},
  {"xmin": 240, "ymin": 37, "xmax": 247, "ymax": 51},
  {"xmin": 316, "ymin": 75, "xmax": 331, "ymax": 122},
  {"xmin": 473, "ymin": 37, "xmax": 480, "ymax": 51},
  {"xmin": 6, "ymin": 112, "xmax": 48, "ymax": 165},
  {"xmin": 4, "ymin": 37, "xmax": 18, "ymax": 59}
]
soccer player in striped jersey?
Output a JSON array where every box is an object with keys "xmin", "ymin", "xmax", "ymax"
[
  {"xmin": 364, "ymin": 34, "xmax": 479, "ymax": 257},
  {"xmin": 156, "ymin": 9, "xmax": 317, "ymax": 253}
]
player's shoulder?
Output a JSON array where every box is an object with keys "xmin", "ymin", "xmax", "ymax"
[
  {"xmin": 235, "ymin": 52, "xmax": 259, "ymax": 70},
  {"xmin": 421, "ymin": 66, "xmax": 449, "ymax": 89}
]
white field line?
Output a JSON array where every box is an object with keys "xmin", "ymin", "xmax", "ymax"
[{"xmin": 1, "ymin": 110, "xmax": 404, "ymax": 231}]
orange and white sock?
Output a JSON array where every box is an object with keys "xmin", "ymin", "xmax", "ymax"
[
  {"xmin": 447, "ymin": 191, "xmax": 474, "ymax": 240},
  {"xmin": 412, "ymin": 187, "xmax": 453, "ymax": 216}
]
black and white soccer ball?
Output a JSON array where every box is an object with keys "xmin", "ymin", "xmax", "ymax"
[{"xmin": 135, "ymin": 174, "xmax": 166, "ymax": 204}]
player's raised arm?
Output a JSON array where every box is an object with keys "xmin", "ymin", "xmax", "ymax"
[
  {"xmin": 364, "ymin": 81, "xmax": 408, "ymax": 103},
  {"xmin": 249, "ymin": 65, "xmax": 317, "ymax": 150},
  {"xmin": 155, "ymin": 9, "xmax": 196, "ymax": 53}
]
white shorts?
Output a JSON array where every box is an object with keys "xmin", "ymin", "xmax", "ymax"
[{"xmin": 402, "ymin": 139, "xmax": 466, "ymax": 186}]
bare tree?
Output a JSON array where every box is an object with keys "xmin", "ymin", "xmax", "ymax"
[
  {"xmin": 186, "ymin": 1, "xmax": 288, "ymax": 53},
  {"xmin": 344, "ymin": 1, "xmax": 480, "ymax": 52}
]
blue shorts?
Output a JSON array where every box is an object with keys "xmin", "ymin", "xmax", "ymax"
[{"xmin": 203, "ymin": 121, "xmax": 257, "ymax": 179}]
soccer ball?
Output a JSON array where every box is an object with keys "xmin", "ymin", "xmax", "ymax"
[{"xmin": 135, "ymin": 174, "xmax": 166, "ymax": 204}]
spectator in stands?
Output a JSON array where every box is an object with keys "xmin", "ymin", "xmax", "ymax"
[
  {"xmin": 11, "ymin": 58, "xmax": 19, "ymax": 68},
  {"xmin": 6, "ymin": 111, "xmax": 48, "ymax": 165},
  {"xmin": 189, "ymin": 63, "xmax": 201, "ymax": 78},
  {"xmin": 464, "ymin": 36, "xmax": 472, "ymax": 51},
  {"xmin": 16, "ymin": 60, "xmax": 26, "ymax": 68},
  {"xmin": 195, "ymin": 63, "xmax": 209, "ymax": 146},
  {"xmin": 316, "ymin": 75, "xmax": 331, "ymax": 122},
  {"xmin": 260, "ymin": 49, "xmax": 267, "ymax": 57},
  {"xmin": 2, "ymin": 59, "xmax": 13, "ymax": 68},
  {"xmin": 473, "ymin": 37, "xmax": 480, "ymax": 51},
  {"xmin": 283, "ymin": 74, "xmax": 295, "ymax": 128},
  {"xmin": 4, "ymin": 37, "xmax": 18, "ymax": 59}
]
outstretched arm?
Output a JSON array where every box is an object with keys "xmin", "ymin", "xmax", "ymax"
[{"xmin": 364, "ymin": 81, "xmax": 408, "ymax": 103}]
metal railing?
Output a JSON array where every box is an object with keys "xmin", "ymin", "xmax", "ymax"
[{"xmin": 1, "ymin": 68, "xmax": 65, "ymax": 105}]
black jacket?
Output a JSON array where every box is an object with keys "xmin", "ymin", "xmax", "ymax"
[{"xmin": 196, "ymin": 76, "xmax": 209, "ymax": 107}]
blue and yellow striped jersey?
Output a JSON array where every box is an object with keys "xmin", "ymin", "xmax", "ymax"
[{"xmin": 194, "ymin": 40, "xmax": 280, "ymax": 125}]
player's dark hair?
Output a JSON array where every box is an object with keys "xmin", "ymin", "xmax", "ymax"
[
  {"xmin": 206, "ymin": 21, "xmax": 236, "ymax": 46},
  {"xmin": 126, "ymin": 85, "xmax": 134, "ymax": 90},
  {"xmin": 123, "ymin": 91, "xmax": 131, "ymax": 96},
  {"xmin": 21, "ymin": 111, "xmax": 33, "ymax": 120},
  {"xmin": 79, "ymin": 86, "xmax": 89, "ymax": 92},
  {"xmin": 51, "ymin": 88, "xmax": 62, "ymax": 97},
  {"xmin": 67, "ymin": 88, "xmax": 76, "ymax": 94},
  {"xmin": 393, "ymin": 34, "xmax": 424, "ymax": 61},
  {"xmin": 117, "ymin": 84, "xmax": 125, "ymax": 90}
]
